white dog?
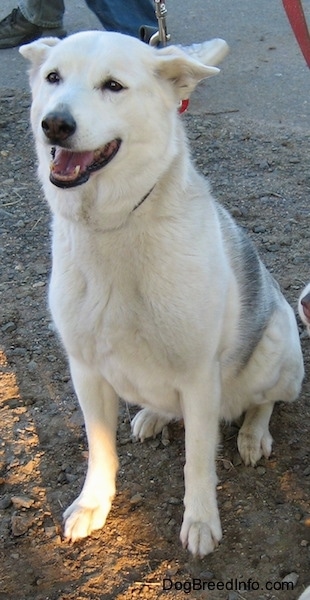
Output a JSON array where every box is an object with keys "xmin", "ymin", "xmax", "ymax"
[
  {"xmin": 20, "ymin": 31, "xmax": 304, "ymax": 557},
  {"xmin": 299, "ymin": 586, "xmax": 310, "ymax": 600}
]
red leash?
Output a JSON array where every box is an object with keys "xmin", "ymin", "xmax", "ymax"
[{"xmin": 282, "ymin": 0, "xmax": 310, "ymax": 67}]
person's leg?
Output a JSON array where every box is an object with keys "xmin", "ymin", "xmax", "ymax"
[
  {"xmin": 19, "ymin": 0, "xmax": 65, "ymax": 28},
  {"xmin": 85, "ymin": 0, "xmax": 157, "ymax": 38},
  {"xmin": 0, "ymin": 0, "xmax": 66, "ymax": 49}
]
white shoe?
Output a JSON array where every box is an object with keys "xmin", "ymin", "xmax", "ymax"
[{"xmin": 180, "ymin": 38, "xmax": 229, "ymax": 66}]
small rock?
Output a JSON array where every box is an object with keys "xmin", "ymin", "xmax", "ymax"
[
  {"xmin": 232, "ymin": 454, "xmax": 242, "ymax": 467},
  {"xmin": 282, "ymin": 572, "xmax": 299, "ymax": 586},
  {"xmin": 0, "ymin": 495, "xmax": 11, "ymax": 509},
  {"xmin": 161, "ymin": 425, "xmax": 170, "ymax": 446},
  {"xmin": 11, "ymin": 495, "xmax": 34, "ymax": 509},
  {"xmin": 27, "ymin": 361, "xmax": 38, "ymax": 373},
  {"xmin": 228, "ymin": 593, "xmax": 239, "ymax": 600},
  {"xmin": 256, "ymin": 466, "xmax": 266, "ymax": 475},
  {"xmin": 23, "ymin": 460, "xmax": 36, "ymax": 474},
  {"xmin": 200, "ymin": 570, "xmax": 214, "ymax": 580},
  {"xmin": 252, "ymin": 225, "xmax": 266, "ymax": 234},
  {"xmin": 44, "ymin": 525, "xmax": 57, "ymax": 538},
  {"xmin": 11, "ymin": 514, "xmax": 33, "ymax": 536},
  {"xmin": 130, "ymin": 493, "xmax": 143, "ymax": 505},
  {"xmin": 65, "ymin": 472, "xmax": 77, "ymax": 483},
  {"xmin": 266, "ymin": 243, "xmax": 280, "ymax": 253},
  {"xmin": 230, "ymin": 207, "xmax": 243, "ymax": 218},
  {"xmin": 166, "ymin": 565, "xmax": 179, "ymax": 577},
  {"xmin": 222, "ymin": 500, "xmax": 233, "ymax": 510},
  {"xmin": 1, "ymin": 321, "xmax": 17, "ymax": 333},
  {"xmin": 168, "ymin": 497, "xmax": 180, "ymax": 505}
]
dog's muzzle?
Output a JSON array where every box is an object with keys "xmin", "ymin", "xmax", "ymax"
[
  {"xmin": 49, "ymin": 140, "xmax": 122, "ymax": 188},
  {"xmin": 41, "ymin": 107, "xmax": 121, "ymax": 188}
]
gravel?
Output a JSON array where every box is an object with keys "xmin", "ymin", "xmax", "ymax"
[{"xmin": 0, "ymin": 90, "xmax": 309, "ymax": 599}]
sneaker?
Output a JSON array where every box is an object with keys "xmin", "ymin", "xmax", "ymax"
[
  {"xmin": 0, "ymin": 7, "xmax": 66, "ymax": 49},
  {"xmin": 180, "ymin": 38, "xmax": 229, "ymax": 67}
]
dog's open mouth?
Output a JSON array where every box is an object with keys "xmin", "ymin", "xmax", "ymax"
[{"xmin": 50, "ymin": 139, "xmax": 121, "ymax": 188}]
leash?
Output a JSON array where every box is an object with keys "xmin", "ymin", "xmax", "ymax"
[
  {"xmin": 282, "ymin": 0, "xmax": 310, "ymax": 67},
  {"xmin": 149, "ymin": 1, "xmax": 190, "ymax": 113},
  {"xmin": 149, "ymin": 0, "xmax": 170, "ymax": 47}
]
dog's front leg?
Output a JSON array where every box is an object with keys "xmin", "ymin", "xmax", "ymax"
[
  {"xmin": 63, "ymin": 358, "xmax": 119, "ymax": 542},
  {"xmin": 180, "ymin": 365, "xmax": 222, "ymax": 557}
]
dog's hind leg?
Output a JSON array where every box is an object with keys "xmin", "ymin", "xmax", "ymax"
[
  {"xmin": 63, "ymin": 358, "xmax": 119, "ymax": 541},
  {"xmin": 131, "ymin": 408, "xmax": 172, "ymax": 442},
  {"xmin": 237, "ymin": 402, "xmax": 274, "ymax": 467}
]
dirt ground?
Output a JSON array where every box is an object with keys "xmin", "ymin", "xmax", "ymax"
[{"xmin": 0, "ymin": 89, "xmax": 309, "ymax": 600}]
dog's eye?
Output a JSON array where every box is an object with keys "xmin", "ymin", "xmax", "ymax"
[
  {"xmin": 46, "ymin": 71, "xmax": 61, "ymax": 84},
  {"xmin": 102, "ymin": 80, "xmax": 124, "ymax": 92}
]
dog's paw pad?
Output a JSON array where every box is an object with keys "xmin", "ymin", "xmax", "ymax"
[
  {"xmin": 180, "ymin": 516, "xmax": 222, "ymax": 557},
  {"xmin": 131, "ymin": 408, "xmax": 170, "ymax": 442},
  {"xmin": 63, "ymin": 499, "xmax": 111, "ymax": 541},
  {"xmin": 237, "ymin": 429, "xmax": 273, "ymax": 467}
]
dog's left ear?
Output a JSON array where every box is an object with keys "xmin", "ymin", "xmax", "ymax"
[
  {"xmin": 155, "ymin": 46, "xmax": 219, "ymax": 100},
  {"xmin": 19, "ymin": 37, "xmax": 60, "ymax": 65}
]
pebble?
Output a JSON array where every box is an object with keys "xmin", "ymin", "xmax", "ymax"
[
  {"xmin": 252, "ymin": 225, "xmax": 266, "ymax": 234},
  {"xmin": 44, "ymin": 525, "xmax": 57, "ymax": 538},
  {"xmin": 11, "ymin": 495, "xmax": 34, "ymax": 509},
  {"xmin": 256, "ymin": 466, "xmax": 266, "ymax": 475},
  {"xmin": 130, "ymin": 493, "xmax": 143, "ymax": 505},
  {"xmin": 1, "ymin": 321, "xmax": 17, "ymax": 333},
  {"xmin": 0, "ymin": 495, "xmax": 11, "ymax": 509},
  {"xmin": 27, "ymin": 360, "xmax": 38, "ymax": 372},
  {"xmin": 11, "ymin": 514, "xmax": 33, "ymax": 536},
  {"xmin": 232, "ymin": 454, "xmax": 242, "ymax": 467},
  {"xmin": 161, "ymin": 425, "xmax": 170, "ymax": 446},
  {"xmin": 168, "ymin": 497, "xmax": 180, "ymax": 505},
  {"xmin": 23, "ymin": 460, "xmax": 36, "ymax": 474},
  {"xmin": 200, "ymin": 570, "xmax": 214, "ymax": 580},
  {"xmin": 282, "ymin": 572, "xmax": 299, "ymax": 586},
  {"xmin": 266, "ymin": 243, "xmax": 280, "ymax": 252}
]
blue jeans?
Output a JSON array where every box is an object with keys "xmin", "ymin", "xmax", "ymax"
[
  {"xmin": 19, "ymin": 0, "xmax": 157, "ymax": 37},
  {"xmin": 86, "ymin": 0, "xmax": 157, "ymax": 37}
]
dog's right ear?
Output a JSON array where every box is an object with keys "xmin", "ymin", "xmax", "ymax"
[
  {"xmin": 19, "ymin": 37, "xmax": 60, "ymax": 65},
  {"xmin": 155, "ymin": 46, "xmax": 219, "ymax": 101}
]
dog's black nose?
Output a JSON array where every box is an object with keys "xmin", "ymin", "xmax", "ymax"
[{"xmin": 41, "ymin": 108, "xmax": 76, "ymax": 143}]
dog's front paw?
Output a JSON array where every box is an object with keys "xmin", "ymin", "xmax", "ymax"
[
  {"xmin": 131, "ymin": 408, "xmax": 170, "ymax": 441},
  {"xmin": 63, "ymin": 495, "xmax": 112, "ymax": 541},
  {"xmin": 237, "ymin": 428, "xmax": 273, "ymax": 467},
  {"xmin": 180, "ymin": 513, "xmax": 222, "ymax": 557}
]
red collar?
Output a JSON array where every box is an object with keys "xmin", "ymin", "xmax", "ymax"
[{"xmin": 178, "ymin": 99, "xmax": 189, "ymax": 114}]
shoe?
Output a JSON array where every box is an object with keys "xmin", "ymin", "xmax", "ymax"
[
  {"xmin": 0, "ymin": 8, "xmax": 66, "ymax": 49},
  {"xmin": 180, "ymin": 38, "xmax": 229, "ymax": 67}
]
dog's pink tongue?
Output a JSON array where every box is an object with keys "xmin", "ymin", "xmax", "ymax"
[{"xmin": 51, "ymin": 148, "xmax": 94, "ymax": 182}]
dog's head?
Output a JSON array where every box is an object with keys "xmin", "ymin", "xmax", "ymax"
[{"xmin": 20, "ymin": 31, "xmax": 219, "ymax": 192}]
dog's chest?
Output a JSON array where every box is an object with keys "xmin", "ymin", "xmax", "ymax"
[{"xmin": 50, "ymin": 229, "xmax": 204, "ymax": 410}]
